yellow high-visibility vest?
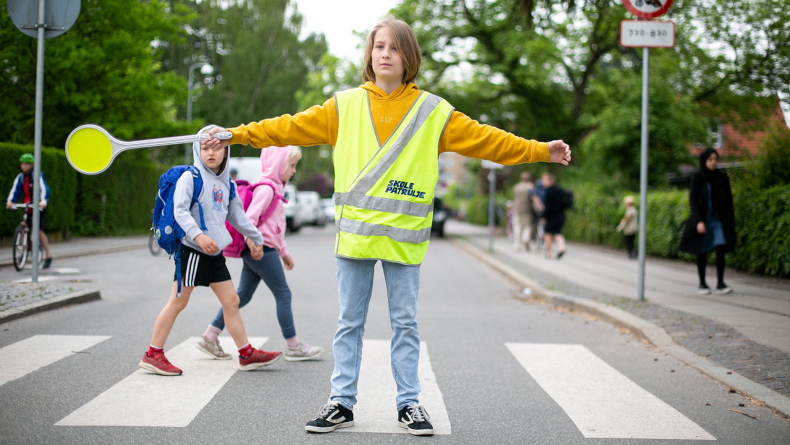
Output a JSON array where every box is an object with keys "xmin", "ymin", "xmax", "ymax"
[{"xmin": 333, "ymin": 88, "xmax": 454, "ymax": 265}]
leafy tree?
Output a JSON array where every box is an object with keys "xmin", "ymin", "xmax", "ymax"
[
  {"xmin": 158, "ymin": 0, "xmax": 328, "ymax": 159},
  {"xmin": 391, "ymin": 0, "xmax": 790, "ymax": 187},
  {"xmin": 0, "ymin": 0, "xmax": 194, "ymax": 150}
]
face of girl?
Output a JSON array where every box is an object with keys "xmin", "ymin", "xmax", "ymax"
[
  {"xmin": 200, "ymin": 145, "xmax": 225, "ymax": 173},
  {"xmin": 371, "ymin": 27, "xmax": 405, "ymax": 83},
  {"xmin": 284, "ymin": 155, "xmax": 300, "ymax": 183},
  {"xmin": 705, "ymin": 153, "xmax": 718, "ymax": 171}
]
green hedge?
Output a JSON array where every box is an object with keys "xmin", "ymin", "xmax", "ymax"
[
  {"xmin": 73, "ymin": 158, "xmax": 165, "ymax": 236},
  {"xmin": 561, "ymin": 183, "xmax": 789, "ymax": 277},
  {"xmin": 1, "ymin": 143, "xmax": 165, "ymax": 238}
]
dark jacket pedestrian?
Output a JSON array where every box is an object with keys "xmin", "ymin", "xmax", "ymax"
[{"xmin": 679, "ymin": 148, "xmax": 736, "ymax": 295}]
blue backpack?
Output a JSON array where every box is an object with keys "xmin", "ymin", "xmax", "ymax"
[{"xmin": 152, "ymin": 166, "xmax": 236, "ymax": 294}]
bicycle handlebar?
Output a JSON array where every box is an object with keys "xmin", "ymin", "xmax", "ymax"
[{"xmin": 7, "ymin": 203, "xmax": 42, "ymax": 210}]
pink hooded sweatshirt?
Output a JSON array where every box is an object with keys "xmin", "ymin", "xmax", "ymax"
[{"xmin": 246, "ymin": 146, "xmax": 293, "ymax": 258}]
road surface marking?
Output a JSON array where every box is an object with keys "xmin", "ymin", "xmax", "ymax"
[
  {"xmin": 339, "ymin": 339, "xmax": 451, "ymax": 434},
  {"xmin": 506, "ymin": 343, "xmax": 715, "ymax": 440},
  {"xmin": 0, "ymin": 335, "xmax": 110, "ymax": 387},
  {"xmin": 56, "ymin": 336, "xmax": 267, "ymax": 427}
]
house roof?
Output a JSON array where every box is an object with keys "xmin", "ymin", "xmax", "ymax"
[{"xmin": 691, "ymin": 100, "xmax": 788, "ymax": 158}]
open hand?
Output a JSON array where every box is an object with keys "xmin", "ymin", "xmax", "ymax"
[
  {"xmin": 282, "ymin": 255, "xmax": 294, "ymax": 271},
  {"xmin": 201, "ymin": 126, "xmax": 230, "ymax": 152},
  {"xmin": 549, "ymin": 140, "xmax": 571, "ymax": 165}
]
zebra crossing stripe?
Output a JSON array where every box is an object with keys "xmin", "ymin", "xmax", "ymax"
[
  {"xmin": 0, "ymin": 335, "xmax": 110, "ymax": 387},
  {"xmin": 340, "ymin": 339, "xmax": 451, "ymax": 434},
  {"xmin": 506, "ymin": 343, "xmax": 715, "ymax": 440},
  {"xmin": 55, "ymin": 336, "xmax": 267, "ymax": 427}
]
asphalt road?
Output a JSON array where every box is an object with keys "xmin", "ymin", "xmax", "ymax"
[{"xmin": 1, "ymin": 226, "xmax": 788, "ymax": 444}]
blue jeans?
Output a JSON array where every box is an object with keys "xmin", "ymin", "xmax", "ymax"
[
  {"xmin": 330, "ymin": 257, "xmax": 421, "ymax": 411},
  {"xmin": 210, "ymin": 246, "xmax": 296, "ymax": 339}
]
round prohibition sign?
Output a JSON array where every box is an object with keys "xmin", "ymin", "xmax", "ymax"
[{"xmin": 623, "ymin": 0, "xmax": 674, "ymax": 19}]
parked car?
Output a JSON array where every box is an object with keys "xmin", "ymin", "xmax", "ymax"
[
  {"xmin": 431, "ymin": 196, "xmax": 447, "ymax": 237},
  {"xmin": 283, "ymin": 183, "xmax": 302, "ymax": 232},
  {"xmin": 321, "ymin": 198, "xmax": 335, "ymax": 222},
  {"xmin": 296, "ymin": 191, "xmax": 326, "ymax": 226}
]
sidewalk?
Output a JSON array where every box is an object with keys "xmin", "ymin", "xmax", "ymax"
[
  {"xmin": 445, "ymin": 219, "xmax": 790, "ymax": 418},
  {"xmin": 0, "ymin": 235, "xmax": 148, "ymax": 269},
  {"xmin": 0, "ymin": 235, "xmax": 148, "ymax": 322}
]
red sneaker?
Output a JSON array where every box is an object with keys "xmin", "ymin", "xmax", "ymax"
[
  {"xmin": 239, "ymin": 348, "xmax": 281, "ymax": 371},
  {"xmin": 139, "ymin": 350, "xmax": 182, "ymax": 376}
]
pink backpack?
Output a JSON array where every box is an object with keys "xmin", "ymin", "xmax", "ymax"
[{"xmin": 223, "ymin": 180, "xmax": 286, "ymax": 258}]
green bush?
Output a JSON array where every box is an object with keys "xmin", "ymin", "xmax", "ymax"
[{"xmin": 73, "ymin": 158, "xmax": 165, "ymax": 236}]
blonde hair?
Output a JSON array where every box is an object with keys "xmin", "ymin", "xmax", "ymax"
[
  {"xmin": 288, "ymin": 145, "xmax": 302, "ymax": 161},
  {"xmin": 362, "ymin": 19, "xmax": 421, "ymax": 84}
]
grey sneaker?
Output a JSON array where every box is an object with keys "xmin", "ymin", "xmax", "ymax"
[
  {"xmin": 284, "ymin": 341, "xmax": 324, "ymax": 362},
  {"xmin": 195, "ymin": 335, "xmax": 232, "ymax": 360}
]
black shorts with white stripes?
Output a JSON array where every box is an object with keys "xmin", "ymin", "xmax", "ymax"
[{"xmin": 175, "ymin": 244, "xmax": 232, "ymax": 287}]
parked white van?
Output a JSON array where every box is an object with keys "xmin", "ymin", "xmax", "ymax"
[{"xmin": 296, "ymin": 191, "xmax": 326, "ymax": 227}]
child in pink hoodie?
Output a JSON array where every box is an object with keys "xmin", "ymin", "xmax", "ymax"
[{"xmin": 196, "ymin": 145, "xmax": 324, "ymax": 361}]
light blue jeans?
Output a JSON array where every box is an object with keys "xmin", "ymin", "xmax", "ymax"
[{"xmin": 330, "ymin": 257, "xmax": 421, "ymax": 411}]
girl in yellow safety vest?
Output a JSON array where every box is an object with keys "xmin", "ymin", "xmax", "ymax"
[{"xmin": 202, "ymin": 18, "xmax": 571, "ymax": 436}]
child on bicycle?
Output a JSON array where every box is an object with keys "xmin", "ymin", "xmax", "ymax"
[
  {"xmin": 201, "ymin": 18, "xmax": 571, "ymax": 435},
  {"xmin": 196, "ymin": 145, "xmax": 324, "ymax": 362},
  {"xmin": 139, "ymin": 126, "xmax": 282, "ymax": 376},
  {"xmin": 5, "ymin": 153, "xmax": 53, "ymax": 268}
]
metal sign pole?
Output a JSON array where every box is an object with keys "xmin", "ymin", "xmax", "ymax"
[
  {"xmin": 488, "ymin": 169, "xmax": 495, "ymax": 252},
  {"xmin": 637, "ymin": 47, "xmax": 650, "ymax": 301},
  {"xmin": 30, "ymin": 0, "xmax": 47, "ymax": 282}
]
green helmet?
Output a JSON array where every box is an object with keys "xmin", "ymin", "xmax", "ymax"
[{"xmin": 19, "ymin": 153, "xmax": 34, "ymax": 163}]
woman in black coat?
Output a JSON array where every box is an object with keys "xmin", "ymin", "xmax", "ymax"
[{"xmin": 679, "ymin": 148, "xmax": 736, "ymax": 294}]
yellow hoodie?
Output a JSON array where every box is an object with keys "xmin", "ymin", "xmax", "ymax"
[{"xmin": 229, "ymin": 82, "xmax": 550, "ymax": 165}]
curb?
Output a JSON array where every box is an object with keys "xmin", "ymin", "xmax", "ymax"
[
  {"xmin": 0, "ymin": 240, "xmax": 147, "ymax": 269},
  {"xmin": 450, "ymin": 236, "xmax": 790, "ymax": 419},
  {"xmin": 0, "ymin": 289, "xmax": 102, "ymax": 324}
]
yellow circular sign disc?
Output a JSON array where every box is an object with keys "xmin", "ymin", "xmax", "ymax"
[{"xmin": 67, "ymin": 127, "xmax": 113, "ymax": 174}]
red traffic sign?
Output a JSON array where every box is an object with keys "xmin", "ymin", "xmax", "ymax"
[{"xmin": 623, "ymin": 0, "xmax": 674, "ymax": 19}]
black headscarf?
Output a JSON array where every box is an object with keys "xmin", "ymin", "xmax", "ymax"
[{"xmin": 698, "ymin": 148, "xmax": 722, "ymax": 183}]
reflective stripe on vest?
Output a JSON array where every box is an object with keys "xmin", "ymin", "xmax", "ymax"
[{"xmin": 332, "ymin": 88, "xmax": 453, "ymax": 264}]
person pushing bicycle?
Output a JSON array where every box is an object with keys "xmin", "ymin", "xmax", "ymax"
[{"xmin": 6, "ymin": 153, "xmax": 53, "ymax": 268}]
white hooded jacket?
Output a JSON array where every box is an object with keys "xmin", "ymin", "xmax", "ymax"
[{"xmin": 174, "ymin": 126, "xmax": 264, "ymax": 254}]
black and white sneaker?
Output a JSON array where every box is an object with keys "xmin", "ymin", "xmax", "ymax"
[
  {"xmin": 305, "ymin": 401, "xmax": 354, "ymax": 433},
  {"xmin": 398, "ymin": 404, "xmax": 434, "ymax": 436}
]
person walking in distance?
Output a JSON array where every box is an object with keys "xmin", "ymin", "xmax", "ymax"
[
  {"xmin": 201, "ymin": 18, "xmax": 571, "ymax": 435},
  {"xmin": 616, "ymin": 195, "xmax": 638, "ymax": 259},
  {"xmin": 679, "ymin": 148, "xmax": 736, "ymax": 295},
  {"xmin": 540, "ymin": 172, "xmax": 567, "ymax": 259},
  {"xmin": 511, "ymin": 172, "xmax": 542, "ymax": 252}
]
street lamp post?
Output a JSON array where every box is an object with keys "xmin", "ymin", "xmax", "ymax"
[{"xmin": 186, "ymin": 62, "xmax": 214, "ymax": 163}]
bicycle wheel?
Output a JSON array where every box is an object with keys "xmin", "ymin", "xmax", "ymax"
[
  {"xmin": 12, "ymin": 224, "xmax": 28, "ymax": 272},
  {"xmin": 149, "ymin": 232, "xmax": 162, "ymax": 256}
]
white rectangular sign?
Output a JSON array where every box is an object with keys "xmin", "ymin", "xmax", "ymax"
[{"xmin": 620, "ymin": 20, "xmax": 675, "ymax": 48}]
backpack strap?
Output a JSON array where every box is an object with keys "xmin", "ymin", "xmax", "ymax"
[
  {"xmin": 249, "ymin": 182, "xmax": 287, "ymax": 224},
  {"xmin": 187, "ymin": 166, "xmax": 206, "ymax": 231}
]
